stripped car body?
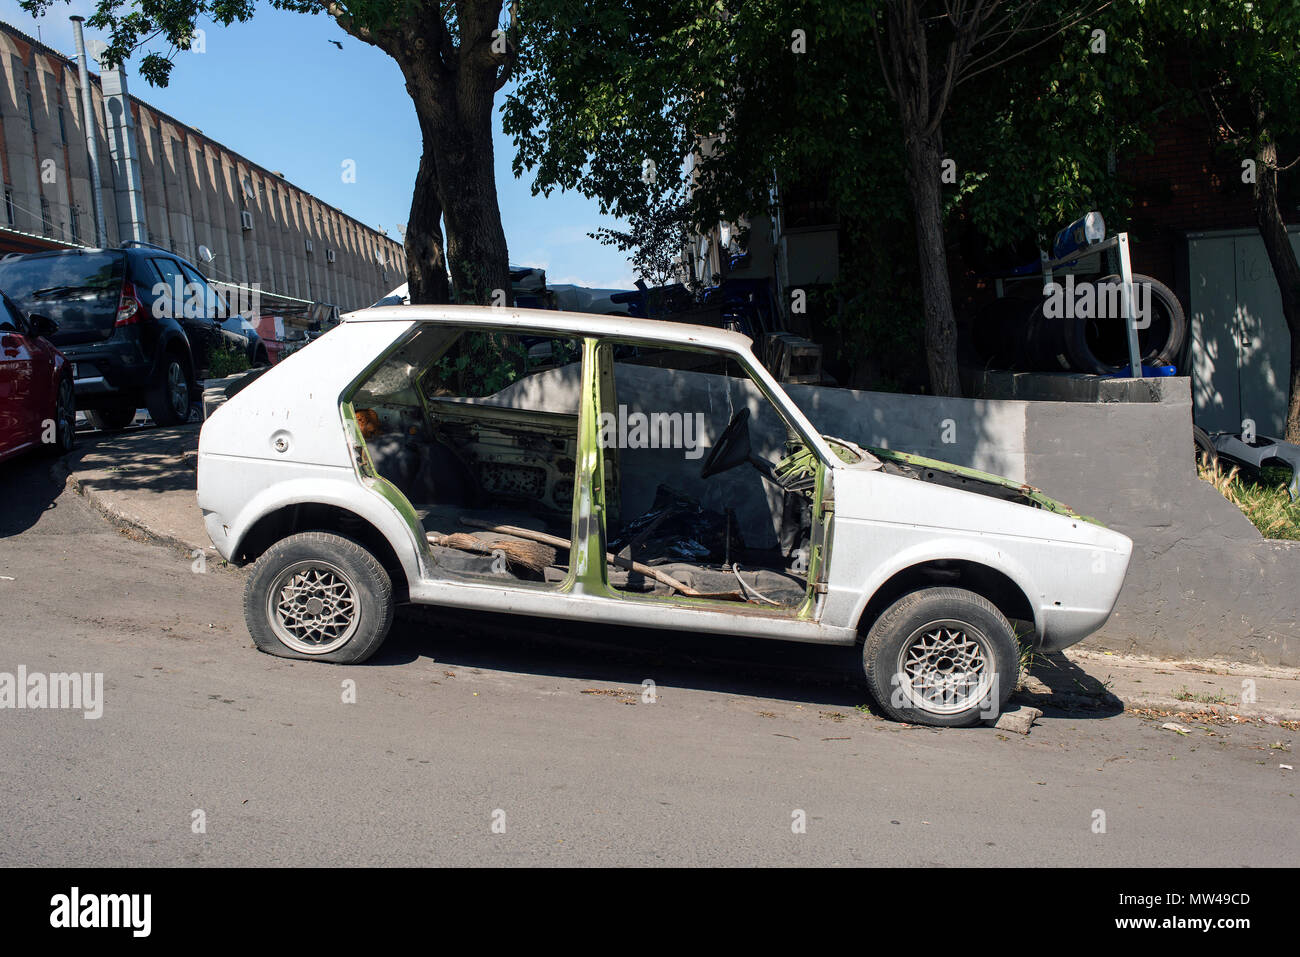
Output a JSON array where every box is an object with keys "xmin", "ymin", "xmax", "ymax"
[{"xmin": 197, "ymin": 304, "xmax": 1133, "ymax": 725}]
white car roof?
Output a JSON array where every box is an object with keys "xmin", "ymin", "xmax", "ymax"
[{"xmin": 345, "ymin": 303, "xmax": 756, "ymax": 353}]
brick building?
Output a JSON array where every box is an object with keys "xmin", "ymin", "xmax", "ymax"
[{"xmin": 0, "ymin": 18, "xmax": 406, "ymax": 315}]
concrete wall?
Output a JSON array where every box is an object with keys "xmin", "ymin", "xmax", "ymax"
[{"xmin": 497, "ymin": 361, "xmax": 1299, "ymax": 666}]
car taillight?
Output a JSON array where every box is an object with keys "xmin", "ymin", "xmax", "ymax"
[{"xmin": 114, "ymin": 279, "xmax": 143, "ymax": 327}]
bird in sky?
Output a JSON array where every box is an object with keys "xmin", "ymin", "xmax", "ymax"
[{"xmin": 328, "ymin": 40, "xmax": 343, "ymax": 50}]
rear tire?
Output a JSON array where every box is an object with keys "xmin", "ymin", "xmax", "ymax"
[
  {"xmin": 42, "ymin": 376, "xmax": 76, "ymax": 455},
  {"xmin": 84, "ymin": 401, "xmax": 137, "ymax": 432},
  {"xmin": 146, "ymin": 353, "xmax": 194, "ymax": 426},
  {"xmin": 243, "ymin": 532, "xmax": 394, "ymax": 664},
  {"xmin": 862, "ymin": 587, "xmax": 1019, "ymax": 727}
]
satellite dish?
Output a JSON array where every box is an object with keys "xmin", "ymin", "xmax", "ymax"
[{"xmin": 197, "ymin": 245, "xmax": 215, "ymax": 264}]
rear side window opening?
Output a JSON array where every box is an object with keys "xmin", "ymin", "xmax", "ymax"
[{"xmin": 347, "ymin": 324, "xmax": 584, "ymax": 589}]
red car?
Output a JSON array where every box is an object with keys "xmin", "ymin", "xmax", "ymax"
[{"xmin": 0, "ymin": 290, "xmax": 75, "ymax": 463}]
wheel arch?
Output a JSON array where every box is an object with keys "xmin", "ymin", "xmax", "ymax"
[
  {"xmin": 235, "ymin": 502, "xmax": 411, "ymax": 601},
  {"xmin": 154, "ymin": 328, "xmax": 197, "ymax": 382},
  {"xmin": 855, "ymin": 559, "xmax": 1038, "ymax": 642}
]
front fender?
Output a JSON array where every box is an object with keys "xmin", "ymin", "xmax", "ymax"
[{"xmin": 831, "ymin": 526, "xmax": 1046, "ymax": 639}]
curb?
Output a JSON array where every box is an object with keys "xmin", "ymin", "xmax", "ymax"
[
  {"xmin": 1117, "ymin": 694, "xmax": 1300, "ymax": 725},
  {"xmin": 52, "ymin": 457, "xmax": 217, "ymax": 561}
]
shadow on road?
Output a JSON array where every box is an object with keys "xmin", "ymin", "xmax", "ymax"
[
  {"xmin": 381, "ymin": 604, "xmax": 872, "ymax": 709},
  {"xmin": 375, "ymin": 606, "xmax": 1125, "ymax": 719},
  {"xmin": 1017, "ymin": 651, "xmax": 1125, "ymax": 719},
  {"xmin": 0, "ymin": 454, "xmax": 64, "ymax": 537}
]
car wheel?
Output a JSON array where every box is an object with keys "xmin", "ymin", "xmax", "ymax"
[
  {"xmin": 42, "ymin": 376, "xmax": 76, "ymax": 455},
  {"xmin": 146, "ymin": 354, "xmax": 193, "ymax": 426},
  {"xmin": 862, "ymin": 587, "xmax": 1019, "ymax": 727},
  {"xmin": 243, "ymin": 532, "xmax": 394, "ymax": 664},
  {"xmin": 84, "ymin": 401, "xmax": 138, "ymax": 432}
]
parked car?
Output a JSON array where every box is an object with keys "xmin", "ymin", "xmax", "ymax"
[
  {"xmin": 0, "ymin": 290, "xmax": 75, "ymax": 462},
  {"xmin": 0, "ymin": 243, "xmax": 269, "ymax": 431},
  {"xmin": 197, "ymin": 305, "xmax": 1132, "ymax": 727}
]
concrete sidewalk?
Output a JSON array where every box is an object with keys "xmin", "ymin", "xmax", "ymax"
[
  {"xmin": 57, "ymin": 421, "xmax": 209, "ymax": 555},
  {"xmin": 52, "ymin": 422, "xmax": 1300, "ymax": 725}
]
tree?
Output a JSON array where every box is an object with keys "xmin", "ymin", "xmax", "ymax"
[
  {"xmin": 1151, "ymin": 0, "xmax": 1300, "ymax": 442},
  {"xmin": 507, "ymin": 0, "xmax": 1139, "ymax": 393},
  {"xmin": 589, "ymin": 188, "xmax": 695, "ymax": 289},
  {"xmin": 506, "ymin": 2, "xmax": 915, "ymax": 385},
  {"xmin": 22, "ymin": 0, "xmax": 519, "ymax": 306},
  {"xmin": 872, "ymin": 1, "xmax": 1119, "ymax": 395}
]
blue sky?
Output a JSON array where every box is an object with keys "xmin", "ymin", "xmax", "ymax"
[{"xmin": 9, "ymin": 1, "xmax": 637, "ymax": 290}]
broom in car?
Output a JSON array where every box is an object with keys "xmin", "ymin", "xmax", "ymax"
[{"xmin": 426, "ymin": 531, "xmax": 557, "ymax": 574}]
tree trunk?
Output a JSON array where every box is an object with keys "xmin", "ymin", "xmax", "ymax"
[
  {"xmin": 383, "ymin": 3, "xmax": 513, "ymax": 307},
  {"xmin": 404, "ymin": 130, "xmax": 451, "ymax": 305},
  {"xmin": 432, "ymin": 107, "xmax": 514, "ymax": 306},
  {"xmin": 903, "ymin": 127, "xmax": 962, "ymax": 396},
  {"xmin": 1253, "ymin": 135, "xmax": 1300, "ymax": 443},
  {"xmin": 881, "ymin": 0, "xmax": 963, "ymax": 398}
]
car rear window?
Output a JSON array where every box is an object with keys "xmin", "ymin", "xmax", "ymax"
[{"xmin": 0, "ymin": 251, "xmax": 125, "ymax": 345}]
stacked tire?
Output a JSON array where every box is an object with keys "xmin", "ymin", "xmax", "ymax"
[{"xmin": 969, "ymin": 274, "xmax": 1186, "ymax": 374}]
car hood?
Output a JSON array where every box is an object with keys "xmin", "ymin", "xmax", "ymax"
[{"xmin": 822, "ymin": 436, "xmax": 1100, "ymax": 525}]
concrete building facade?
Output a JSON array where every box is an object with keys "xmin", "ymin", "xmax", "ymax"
[{"xmin": 0, "ymin": 19, "xmax": 405, "ymax": 313}]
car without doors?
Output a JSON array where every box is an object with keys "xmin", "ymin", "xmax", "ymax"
[{"xmin": 197, "ymin": 305, "xmax": 1132, "ymax": 727}]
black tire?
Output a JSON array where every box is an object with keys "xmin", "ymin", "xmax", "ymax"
[
  {"xmin": 41, "ymin": 375, "xmax": 76, "ymax": 455},
  {"xmin": 146, "ymin": 353, "xmax": 194, "ymax": 426},
  {"xmin": 862, "ymin": 586, "xmax": 1020, "ymax": 727},
  {"xmin": 84, "ymin": 401, "xmax": 137, "ymax": 432},
  {"xmin": 1193, "ymin": 424, "xmax": 1218, "ymax": 469},
  {"xmin": 243, "ymin": 532, "xmax": 394, "ymax": 664},
  {"xmin": 1070, "ymin": 274, "xmax": 1186, "ymax": 373}
]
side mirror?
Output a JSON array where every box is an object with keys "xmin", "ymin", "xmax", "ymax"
[{"xmin": 29, "ymin": 314, "xmax": 59, "ymax": 340}]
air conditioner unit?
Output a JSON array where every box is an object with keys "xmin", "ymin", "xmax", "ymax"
[
  {"xmin": 304, "ymin": 238, "xmax": 314, "ymax": 254},
  {"xmin": 240, "ymin": 210, "xmax": 253, "ymax": 231},
  {"xmin": 326, "ymin": 249, "xmax": 336, "ymax": 264}
]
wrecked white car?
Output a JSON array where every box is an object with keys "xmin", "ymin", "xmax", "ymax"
[{"xmin": 197, "ymin": 305, "xmax": 1132, "ymax": 726}]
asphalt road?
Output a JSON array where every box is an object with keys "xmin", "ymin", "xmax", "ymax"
[{"xmin": 1, "ymin": 450, "xmax": 1296, "ymax": 867}]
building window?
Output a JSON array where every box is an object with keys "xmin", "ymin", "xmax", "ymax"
[
  {"xmin": 4, "ymin": 189, "xmax": 14, "ymax": 227},
  {"xmin": 70, "ymin": 208, "xmax": 80, "ymax": 243},
  {"xmin": 26, "ymin": 91, "xmax": 37, "ymax": 132},
  {"xmin": 40, "ymin": 196, "xmax": 52, "ymax": 236},
  {"xmin": 58, "ymin": 105, "xmax": 67, "ymax": 143}
]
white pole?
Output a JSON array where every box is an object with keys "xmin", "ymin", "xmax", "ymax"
[{"xmin": 1118, "ymin": 232, "xmax": 1143, "ymax": 378}]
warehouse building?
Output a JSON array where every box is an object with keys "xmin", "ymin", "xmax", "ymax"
[{"xmin": 0, "ymin": 18, "xmax": 405, "ymax": 317}]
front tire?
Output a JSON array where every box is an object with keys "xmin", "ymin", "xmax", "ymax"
[
  {"xmin": 862, "ymin": 587, "xmax": 1019, "ymax": 727},
  {"xmin": 244, "ymin": 532, "xmax": 394, "ymax": 663}
]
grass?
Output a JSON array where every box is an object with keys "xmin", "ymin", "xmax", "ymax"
[
  {"xmin": 1198, "ymin": 459, "xmax": 1300, "ymax": 541},
  {"xmin": 206, "ymin": 341, "xmax": 250, "ymax": 379},
  {"xmin": 1173, "ymin": 684, "xmax": 1233, "ymax": 706}
]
